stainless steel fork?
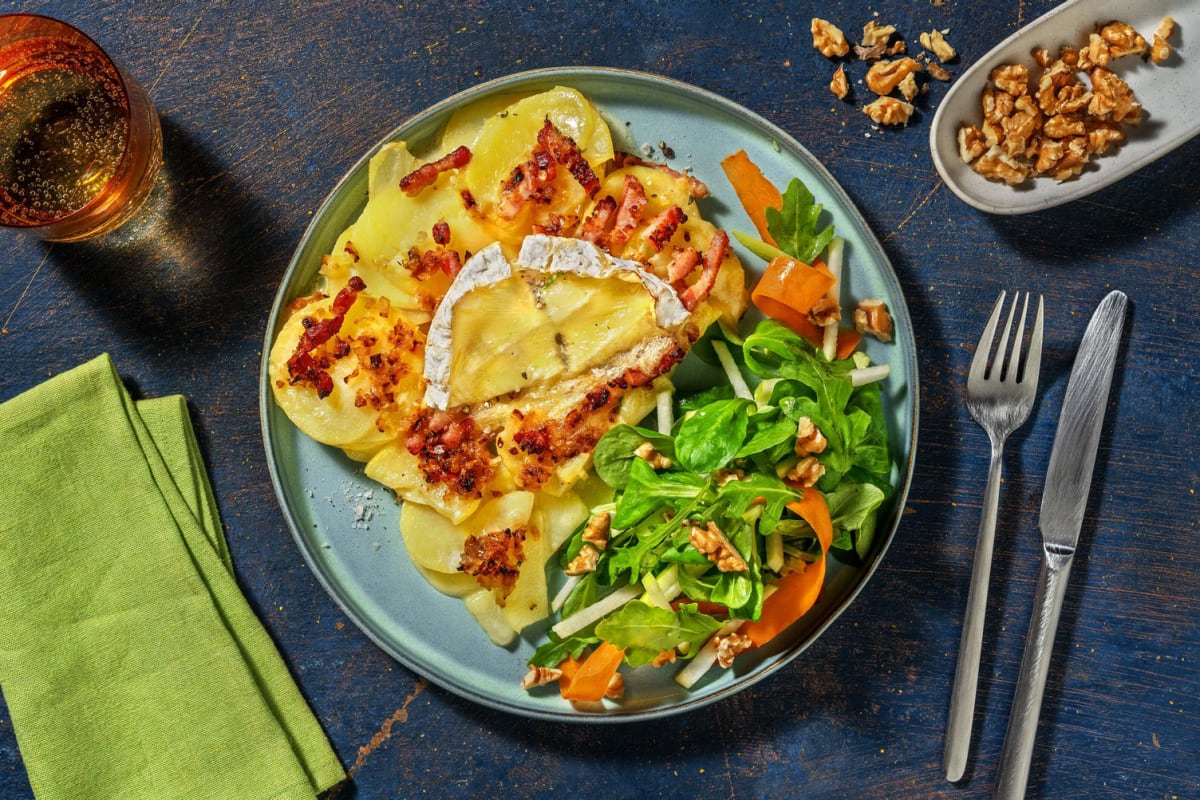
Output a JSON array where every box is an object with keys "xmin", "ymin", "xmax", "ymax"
[{"xmin": 944, "ymin": 290, "xmax": 1044, "ymax": 783}]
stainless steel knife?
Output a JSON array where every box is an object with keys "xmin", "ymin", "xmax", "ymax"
[{"xmin": 993, "ymin": 289, "xmax": 1128, "ymax": 800}]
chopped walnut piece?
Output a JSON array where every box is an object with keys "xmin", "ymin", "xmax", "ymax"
[
  {"xmin": 633, "ymin": 441, "xmax": 671, "ymax": 469},
  {"xmin": 1151, "ymin": 17, "xmax": 1175, "ymax": 64},
  {"xmin": 521, "ymin": 665, "xmax": 563, "ymax": 690},
  {"xmin": 1088, "ymin": 67, "xmax": 1140, "ymax": 123},
  {"xmin": 926, "ymin": 61, "xmax": 952, "ymax": 82},
  {"xmin": 855, "ymin": 42, "xmax": 887, "ymax": 61},
  {"xmin": 565, "ymin": 543, "xmax": 600, "ymax": 576},
  {"xmin": 919, "ymin": 29, "xmax": 957, "ymax": 62},
  {"xmin": 958, "ymin": 125, "xmax": 986, "ymax": 164},
  {"xmin": 861, "ymin": 20, "xmax": 897, "ymax": 48},
  {"xmin": 604, "ymin": 671, "xmax": 625, "ymax": 699},
  {"xmin": 714, "ymin": 633, "xmax": 753, "ymax": 668},
  {"xmin": 864, "ymin": 96, "xmax": 915, "ymax": 126},
  {"xmin": 794, "ymin": 417, "xmax": 828, "ymax": 457},
  {"xmin": 972, "ymin": 146, "xmax": 1030, "ymax": 185},
  {"xmin": 808, "ymin": 295, "xmax": 842, "ymax": 327},
  {"xmin": 811, "ymin": 18, "xmax": 850, "ymax": 58},
  {"xmin": 830, "ymin": 64, "xmax": 850, "ymax": 100},
  {"xmin": 1043, "ymin": 113, "xmax": 1086, "ymax": 139},
  {"xmin": 990, "ymin": 64, "xmax": 1029, "ymax": 97},
  {"xmin": 853, "ymin": 298, "xmax": 894, "ymax": 343},
  {"xmin": 898, "ymin": 72, "xmax": 920, "ymax": 102},
  {"xmin": 689, "ymin": 521, "xmax": 748, "ymax": 573},
  {"xmin": 652, "ymin": 649, "xmax": 678, "ymax": 668},
  {"xmin": 581, "ymin": 511, "xmax": 611, "ymax": 551},
  {"xmin": 1086, "ymin": 120, "xmax": 1126, "ymax": 155},
  {"xmin": 786, "ymin": 456, "xmax": 825, "ymax": 488},
  {"xmin": 887, "ymin": 39, "xmax": 907, "ymax": 56},
  {"xmin": 865, "ymin": 57, "xmax": 923, "ymax": 95}
]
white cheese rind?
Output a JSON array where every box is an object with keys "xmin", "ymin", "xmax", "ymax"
[
  {"xmin": 422, "ymin": 235, "xmax": 688, "ymax": 409},
  {"xmin": 423, "ymin": 242, "xmax": 513, "ymax": 409}
]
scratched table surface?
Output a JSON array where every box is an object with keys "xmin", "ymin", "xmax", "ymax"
[{"xmin": 1, "ymin": 1, "xmax": 1197, "ymax": 798}]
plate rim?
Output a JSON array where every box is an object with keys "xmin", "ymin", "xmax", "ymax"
[{"xmin": 259, "ymin": 65, "xmax": 920, "ymax": 722}]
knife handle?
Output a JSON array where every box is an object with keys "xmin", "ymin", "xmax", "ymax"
[{"xmin": 994, "ymin": 548, "xmax": 1074, "ymax": 800}]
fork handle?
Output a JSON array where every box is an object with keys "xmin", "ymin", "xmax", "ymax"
[
  {"xmin": 994, "ymin": 548, "xmax": 1074, "ymax": 800},
  {"xmin": 944, "ymin": 440, "xmax": 1005, "ymax": 782}
]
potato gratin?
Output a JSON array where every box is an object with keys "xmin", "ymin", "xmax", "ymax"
[{"xmin": 269, "ymin": 87, "xmax": 747, "ymax": 645}]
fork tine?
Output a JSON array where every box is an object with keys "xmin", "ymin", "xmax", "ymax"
[
  {"xmin": 992, "ymin": 292, "xmax": 1020, "ymax": 381},
  {"xmin": 969, "ymin": 290, "xmax": 1007, "ymax": 383},
  {"xmin": 1006, "ymin": 293, "xmax": 1029, "ymax": 382},
  {"xmin": 1023, "ymin": 295, "xmax": 1045, "ymax": 385}
]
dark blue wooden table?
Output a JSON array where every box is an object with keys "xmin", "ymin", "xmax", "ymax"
[{"xmin": 2, "ymin": 2, "xmax": 1196, "ymax": 798}]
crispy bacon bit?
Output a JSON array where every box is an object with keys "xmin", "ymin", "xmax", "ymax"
[
  {"xmin": 459, "ymin": 527, "xmax": 526, "ymax": 600},
  {"xmin": 667, "ymin": 247, "xmax": 701, "ymax": 286},
  {"xmin": 497, "ymin": 147, "xmax": 557, "ymax": 220},
  {"xmin": 404, "ymin": 408, "xmax": 494, "ymax": 497},
  {"xmin": 399, "ymin": 145, "xmax": 472, "ymax": 196},
  {"xmin": 608, "ymin": 174, "xmax": 648, "ymax": 251},
  {"xmin": 507, "ymin": 386, "xmax": 623, "ymax": 489},
  {"xmin": 679, "ymin": 231, "xmax": 728, "ymax": 312},
  {"xmin": 617, "ymin": 345, "xmax": 688, "ymax": 389},
  {"xmin": 432, "ymin": 220, "xmax": 451, "ymax": 245},
  {"xmin": 612, "ymin": 152, "xmax": 710, "ymax": 198},
  {"xmin": 285, "ymin": 276, "xmax": 366, "ymax": 398},
  {"xmin": 643, "ymin": 206, "xmax": 687, "ymax": 252},
  {"xmin": 537, "ymin": 119, "xmax": 600, "ymax": 196},
  {"xmin": 404, "ymin": 246, "xmax": 462, "ymax": 280},
  {"xmin": 461, "ymin": 189, "xmax": 477, "ymax": 210},
  {"xmin": 580, "ymin": 195, "xmax": 617, "ymax": 244},
  {"xmin": 343, "ymin": 241, "xmax": 361, "ymax": 262}
]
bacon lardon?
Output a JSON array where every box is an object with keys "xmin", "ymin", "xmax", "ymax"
[
  {"xmin": 398, "ymin": 145, "xmax": 472, "ymax": 196},
  {"xmin": 679, "ymin": 231, "xmax": 729, "ymax": 312},
  {"xmin": 643, "ymin": 205, "xmax": 687, "ymax": 252},
  {"xmin": 537, "ymin": 119, "xmax": 601, "ymax": 196},
  {"xmin": 608, "ymin": 174, "xmax": 648, "ymax": 251}
]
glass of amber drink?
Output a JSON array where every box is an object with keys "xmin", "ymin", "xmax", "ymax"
[{"xmin": 0, "ymin": 14, "xmax": 162, "ymax": 241}]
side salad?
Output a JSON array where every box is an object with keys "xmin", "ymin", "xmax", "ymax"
[{"xmin": 523, "ymin": 151, "xmax": 898, "ymax": 703}]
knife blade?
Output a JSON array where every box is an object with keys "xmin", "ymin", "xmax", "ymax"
[{"xmin": 994, "ymin": 289, "xmax": 1128, "ymax": 800}]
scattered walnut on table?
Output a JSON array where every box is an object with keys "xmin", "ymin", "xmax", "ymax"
[
  {"xmin": 864, "ymin": 96, "xmax": 916, "ymax": 126},
  {"xmin": 920, "ymin": 29, "xmax": 957, "ymax": 63},
  {"xmin": 830, "ymin": 64, "xmax": 850, "ymax": 100},
  {"xmin": 861, "ymin": 20, "xmax": 897, "ymax": 49},
  {"xmin": 865, "ymin": 57, "xmax": 923, "ymax": 95},
  {"xmin": 811, "ymin": 18, "xmax": 850, "ymax": 58}
]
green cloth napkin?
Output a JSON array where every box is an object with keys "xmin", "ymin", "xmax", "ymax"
[{"xmin": 0, "ymin": 354, "xmax": 345, "ymax": 800}]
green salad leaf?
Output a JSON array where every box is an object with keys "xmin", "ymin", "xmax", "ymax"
[{"xmin": 765, "ymin": 178, "xmax": 836, "ymax": 264}]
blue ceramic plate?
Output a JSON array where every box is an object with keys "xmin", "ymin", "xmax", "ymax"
[{"xmin": 260, "ymin": 67, "xmax": 918, "ymax": 721}]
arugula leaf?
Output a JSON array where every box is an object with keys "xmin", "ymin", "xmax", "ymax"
[
  {"xmin": 528, "ymin": 630, "xmax": 598, "ymax": 669},
  {"xmin": 764, "ymin": 178, "xmax": 836, "ymax": 265},
  {"xmin": 612, "ymin": 458, "xmax": 708, "ymax": 529},
  {"xmin": 594, "ymin": 602, "xmax": 722, "ymax": 667}
]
